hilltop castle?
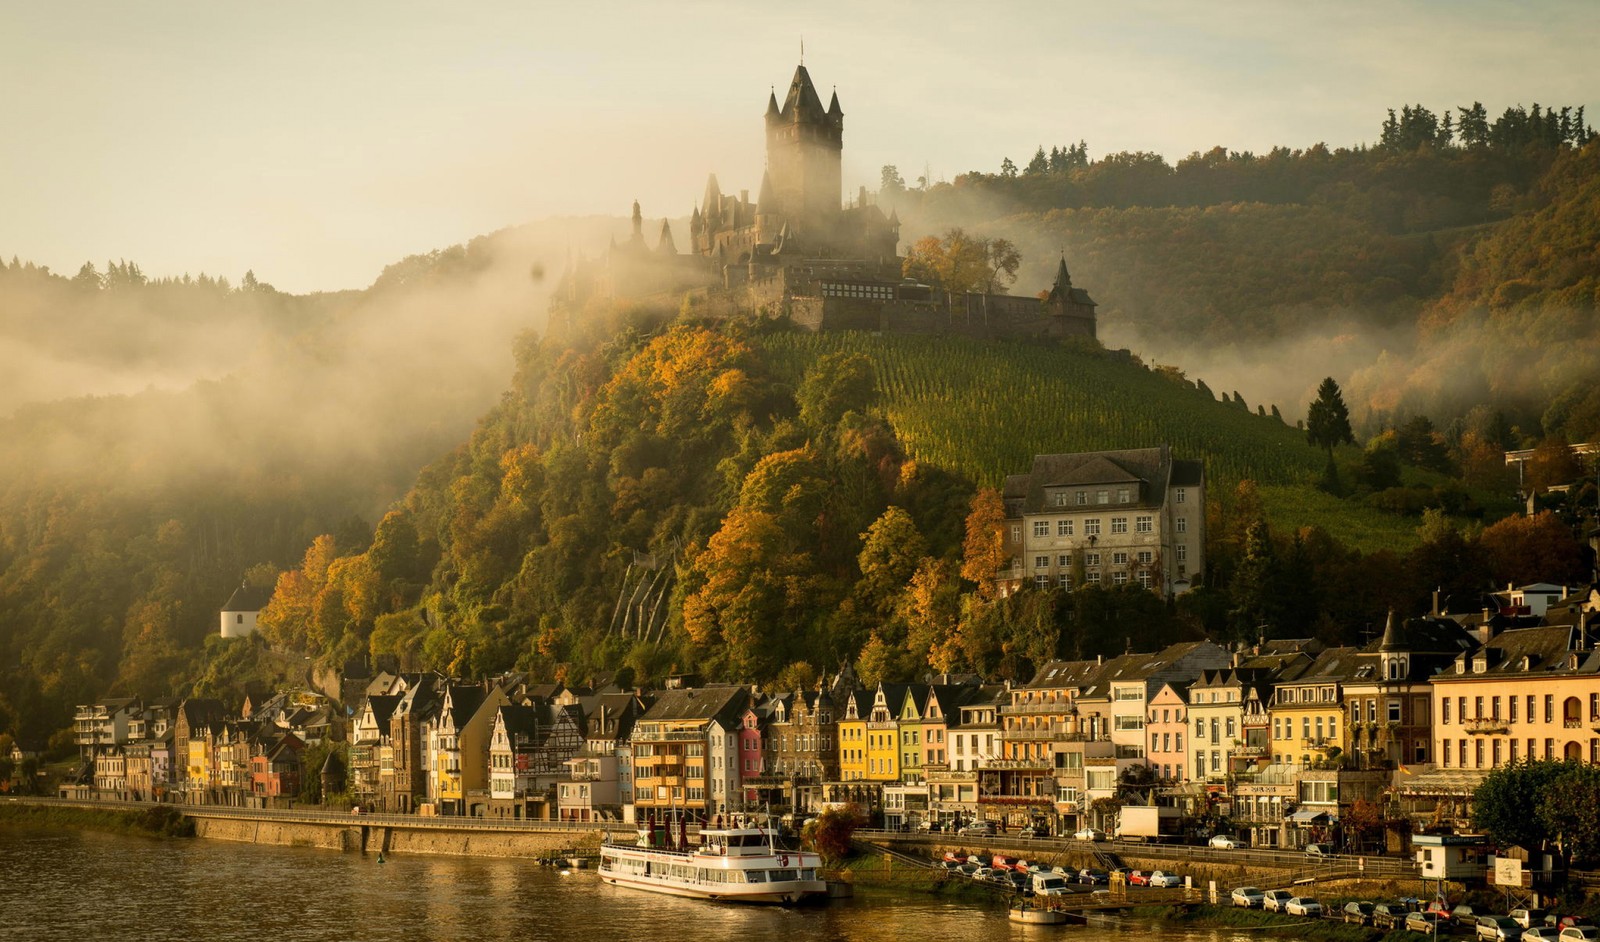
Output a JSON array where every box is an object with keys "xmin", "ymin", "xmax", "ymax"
[{"xmin": 557, "ymin": 64, "xmax": 1096, "ymax": 341}]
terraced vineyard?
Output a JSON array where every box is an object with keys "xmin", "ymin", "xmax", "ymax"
[{"xmin": 760, "ymin": 331, "xmax": 1324, "ymax": 488}]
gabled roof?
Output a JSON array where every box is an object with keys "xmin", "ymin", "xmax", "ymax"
[
  {"xmin": 222, "ymin": 584, "xmax": 274, "ymax": 613},
  {"xmin": 1442, "ymin": 626, "xmax": 1579, "ymax": 679},
  {"xmin": 1024, "ymin": 659, "xmax": 1102, "ymax": 690},
  {"xmin": 1279, "ymin": 646, "xmax": 1363, "ymax": 685},
  {"xmin": 1003, "ymin": 446, "xmax": 1182, "ymax": 515},
  {"xmin": 1047, "ymin": 455, "xmax": 1143, "ymax": 488},
  {"xmin": 637, "ymin": 686, "xmax": 749, "ymax": 726},
  {"xmin": 364, "ymin": 694, "xmax": 401, "ymax": 730}
]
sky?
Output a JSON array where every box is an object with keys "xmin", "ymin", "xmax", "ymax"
[{"xmin": 2, "ymin": 0, "xmax": 1597, "ymax": 294}]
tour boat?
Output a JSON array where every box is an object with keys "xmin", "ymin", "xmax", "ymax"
[{"xmin": 598, "ymin": 822, "xmax": 827, "ymax": 905}]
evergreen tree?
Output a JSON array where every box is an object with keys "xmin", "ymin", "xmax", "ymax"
[
  {"xmin": 1306, "ymin": 377, "xmax": 1355, "ymax": 461},
  {"xmin": 1025, "ymin": 147, "xmax": 1048, "ymax": 175}
]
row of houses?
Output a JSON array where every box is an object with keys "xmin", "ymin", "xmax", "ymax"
[{"xmin": 70, "ymin": 583, "xmax": 1600, "ymax": 850}]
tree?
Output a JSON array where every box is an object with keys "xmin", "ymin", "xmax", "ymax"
[
  {"xmin": 1527, "ymin": 434, "xmax": 1584, "ymax": 493},
  {"xmin": 1000, "ymin": 157, "xmax": 1018, "ymax": 178},
  {"xmin": 804, "ymin": 805, "xmax": 864, "ymax": 865},
  {"xmin": 1025, "ymin": 147, "xmax": 1049, "ymax": 175},
  {"xmin": 856, "ymin": 507, "xmax": 926, "ymax": 617},
  {"xmin": 1479, "ymin": 512, "xmax": 1588, "ymax": 586},
  {"xmin": 1472, "ymin": 759, "xmax": 1568, "ymax": 851},
  {"xmin": 1306, "ymin": 377, "xmax": 1355, "ymax": 480},
  {"xmin": 960, "ymin": 488, "xmax": 1008, "ymax": 597},
  {"xmin": 901, "ymin": 228, "xmax": 1022, "ymax": 295}
]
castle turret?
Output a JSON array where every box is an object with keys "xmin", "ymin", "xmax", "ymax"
[
  {"xmin": 766, "ymin": 64, "xmax": 842, "ymax": 233},
  {"xmin": 657, "ymin": 219, "xmax": 677, "ymax": 255},
  {"xmin": 630, "ymin": 200, "xmax": 644, "ymax": 244},
  {"xmin": 755, "ymin": 169, "xmax": 779, "ymax": 243}
]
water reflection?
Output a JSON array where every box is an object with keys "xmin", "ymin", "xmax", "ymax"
[{"xmin": 1, "ymin": 828, "xmax": 1271, "ymax": 942}]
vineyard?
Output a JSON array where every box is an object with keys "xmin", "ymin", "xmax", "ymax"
[{"xmin": 761, "ymin": 331, "xmax": 1325, "ymax": 486}]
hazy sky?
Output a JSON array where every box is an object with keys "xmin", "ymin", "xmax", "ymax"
[{"xmin": 2, "ymin": 1, "xmax": 1596, "ymax": 293}]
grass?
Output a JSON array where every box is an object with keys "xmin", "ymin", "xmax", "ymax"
[
  {"xmin": 0, "ymin": 801, "xmax": 195, "ymax": 838},
  {"xmin": 1260, "ymin": 484, "xmax": 1424, "ymax": 555}
]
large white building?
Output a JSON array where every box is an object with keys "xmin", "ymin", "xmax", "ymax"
[
  {"xmin": 1002, "ymin": 445, "xmax": 1205, "ymax": 596},
  {"xmin": 219, "ymin": 583, "xmax": 274, "ymax": 638}
]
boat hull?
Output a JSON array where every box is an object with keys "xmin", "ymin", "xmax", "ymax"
[{"xmin": 599, "ymin": 870, "xmax": 827, "ymax": 905}]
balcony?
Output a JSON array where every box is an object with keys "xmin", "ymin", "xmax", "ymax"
[
  {"xmin": 631, "ymin": 729, "xmax": 705, "ymax": 743},
  {"xmin": 1006, "ymin": 727, "xmax": 1068, "ymax": 742},
  {"xmin": 1564, "ymin": 719, "xmax": 1584, "ymax": 730},
  {"xmin": 1465, "ymin": 717, "xmax": 1509, "ymax": 735},
  {"xmin": 1001, "ymin": 702, "xmax": 1076, "ymax": 716},
  {"xmin": 1301, "ymin": 737, "xmax": 1336, "ymax": 750},
  {"xmin": 986, "ymin": 758, "xmax": 1052, "ymax": 771}
]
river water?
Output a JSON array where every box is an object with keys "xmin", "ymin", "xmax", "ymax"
[{"xmin": 1, "ymin": 828, "xmax": 1264, "ymax": 942}]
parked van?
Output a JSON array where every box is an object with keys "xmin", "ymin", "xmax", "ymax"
[{"xmin": 1031, "ymin": 872, "xmax": 1070, "ymax": 896}]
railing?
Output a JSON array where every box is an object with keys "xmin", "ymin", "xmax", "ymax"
[
  {"xmin": 985, "ymin": 758, "xmax": 1052, "ymax": 771},
  {"xmin": 1000, "ymin": 702, "xmax": 1077, "ymax": 716},
  {"xmin": 1465, "ymin": 717, "xmax": 1509, "ymax": 734},
  {"xmin": 631, "ymin": 730, "xmax": 705, "ymax": 743},
  {"xmin": 12, "ymin": 796, "xmax": 608, "ymax": 833}
]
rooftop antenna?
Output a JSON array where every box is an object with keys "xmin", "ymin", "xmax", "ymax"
[{"xmin": 800, "ymin": 36, "xmax": 804, "ymax": 64}]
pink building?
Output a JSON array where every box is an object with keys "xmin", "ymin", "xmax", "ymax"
[{"xmin": 1146, "ymin": 682, "xmax": 1190, "ymax": 783}]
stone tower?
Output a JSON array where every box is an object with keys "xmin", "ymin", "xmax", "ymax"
[{"xmin": 764, "ymin": 65, "xmax": 843, "ymax": 233}]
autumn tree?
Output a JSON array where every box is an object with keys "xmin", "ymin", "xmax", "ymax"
[
  {"xmin": 960, "ymin": 487, "xmax": 1008, "ymax": 596},
  {"xmin": 901, "ymin": 557, "xmax": 961, "ymax": 671},
  {"xmin": 1527, "ymin": 433, "xmax": 1584, "ymax": 493},
  {"xmin": 855, "ymin": 507, "xmax": 926, "ymax": 617},
  {"xmin": 902, "ymin": 228, "xmax": 1022, "ymax": 295},
  {"xmin": 1479, "ymin": 511, "xmax": 1588, "ymax": 586},
  {"xmin": 804, "ymin": 805, "xmax": 865, "ymax": 865}
]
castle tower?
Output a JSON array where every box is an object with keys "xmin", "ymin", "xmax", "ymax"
[{"xmin": 765, "ymin": 65, "xmax": 843, "ymax": 232}]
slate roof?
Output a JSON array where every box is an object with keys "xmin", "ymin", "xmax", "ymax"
[
  {"xmin": 1003, "ymin": 446, "xmax": 1187, "ymax": 515},
  {"xmin": 636, "ymin": 685, "xmax": 749, "ymax": 726},
  {"xmin": 222, "ymin": 584, "xmax": 274, "ymax": 613}
]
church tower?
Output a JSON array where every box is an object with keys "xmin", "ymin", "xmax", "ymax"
[{"xmin": 764, "ymin": 65, "xmax": 843, "ymax": 233}]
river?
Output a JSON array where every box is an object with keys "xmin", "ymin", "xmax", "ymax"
[{"xmin": 1, "ymin": 828, "xmax": 1263, "ymax": 941}]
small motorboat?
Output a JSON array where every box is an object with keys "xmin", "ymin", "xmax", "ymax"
[{"xmin": 1009, "ymin": 902, "xmax": 1068, "ymax": 925}]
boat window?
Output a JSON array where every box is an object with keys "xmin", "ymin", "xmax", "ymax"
[
  {"xmin": 769, "ymin": 869, "xmax": 798, "ymax": 882},
  {"xmin": 746, "ymin": 870, "xmax": 767, "ymax": 883}
]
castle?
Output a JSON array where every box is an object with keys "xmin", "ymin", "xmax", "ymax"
[{"xmin": 557, "ymin": 64, "xmax": 1097, "ymax": 341}]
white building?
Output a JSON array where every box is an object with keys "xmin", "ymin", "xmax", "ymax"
[{"xmin": 219, "ymin": 583, "xmax": 274, "ymax": 638}]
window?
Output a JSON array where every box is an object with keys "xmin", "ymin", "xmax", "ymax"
[
  {"xmin": 1135, "ymin": 515, "xmax": 1153, "ymax": 533},
  {"xmin": 1052, "ymin": 492, "xmax": 1068, "ymax": 507},
  {"xmin": 1034, "ymin": 574, "xmax": 1049, "ymax": 588},
  {"xmin": 1112, "ymin": 571, "xmax": 1128, "ymax": 585},
  {"xmin": 1175, "ymin": 544, "xmax": 1187, "ymax": 562},
  {"xmin": 1492, "ymin": 696, "xmax": 1502, "ymax": 720},
  {"xmin": 1084, "ymin": 519, "xmax": 1101, "ymax": 536},
  {"xmin": 1137, "ymin": 550, "xmax": 1153, "ymax": 564},
  {"xmin": 1176, "ymin": 516, "xmax": 1187, "ymax": 533},
  {"xmin": 1195, "ymin": 718, "xmax": 1205, "ymax": 740},
  {"xmin": 1441, "ymin": 698, "xmax": 1451, "ymax": 724},
  {"xmin": 1175, "ymin": 487, "xmax": 1186, "ymax": 503},
  {"xmin": 1096, "ymin": 490, "xmax": 1109, "ymax": 504},
  {"xmin": 1111, "ymin": 517, "xmax": 1128, "ymax": 534},
  {"xmin": 1137, "ymin": 571, "xmax": 1152, "ymax": 589},
  {"xmin": 1086, "ymin": 569, "xmax": 1100, "ymax": 584},
  {"xmin": 1058, "ymin": 573, "xmax": 1072, "ymax": 588},
  {"xmin": 1458, "ymin": 739, "xmax": 1467, "ymax": 766},
  {"xmin": 1545, "ymin": 695, "xmax": 1555, "ymax": 724},
  {"xmin": 1509, "ymin": 696, "xmax": 1518, "ymax": 723},
  {"xmin": 1112, "ymin": 551, "xmax": 1128, "ymax": 565},
  {"xmin": 1057, "ymin": 519, "xmax": 1073, "ymax": 537},
  {"xmin": 1075, "ymin": 490, "xmax": 1087, "ymax": 505},
  {"xmin": 1493, "ymin": 739, "xmax": 1503, "ymax": 767},
  {"xmin": 1388, "ymin": 701, "xmax": 1402, "ymax": 723},
  {"xmin": 1085, "ymin": 552, "xmax": 1101, "ymax": 566},
  {"xmin": 1034, "ymin": 555, "xmax": 1049, "ymax": 569},
  {"xmin": 1058, "ymin": 554, "xmax": 1071, "ymax": 567},
  {"xmin": 1032, "ymin": 521, "xmax": 1048, "ymax": 538},
  {"xmin": 1010, "ymin": 524, "xmax": 1021, "ymax": 542}
]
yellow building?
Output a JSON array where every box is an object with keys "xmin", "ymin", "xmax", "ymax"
[
  {"xmin": 836, "ymin": 689, "xmax": 870, "ymax": 782},
  {"xmin": 865, "ymin": 684, "xmax": 906, "ymax": 783},
  {"xmin": 1431, "ymin": 625, "xmax": 1600, "ymax": 771},
  {"xmin": 1269, "ymin": 647, "xmax": 1361, "ymax": 767}
]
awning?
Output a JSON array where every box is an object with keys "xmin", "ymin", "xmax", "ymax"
[{"xmin": 1290, "ymin": 810, "xmax": 1330, "ymax": 824}]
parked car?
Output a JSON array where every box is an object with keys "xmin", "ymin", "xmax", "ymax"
[
  {"xmin": 1148, "ymin": 871, "xmax": 1183, "ymax": 888},
  {"xmin": 1074, "ymin": 827, "xmax": 1105, "ymax": 842},
  {"xmin": 1343, "ymin": 902, "xmax": 1375, "ymax": 925},
  {"xmin": 1052, "ymin": 866, "xmax": 1078, "ymax": 880},
  {"xmin": 1558, "ymin": 928, "xmax": 1600, "ymax": 942},
  {"xmin": 1453, "ymin": 905, "xmax": 1481, "ymax": 927},
  {"xmin": 1076, "ymin": 868, "xmax": 1109, "ymax": 885},
  {"xmin": 1407, "ymin": 913, "xmax": 1444, "ymax": 935},
  {"xmin": 1480, "ymin": 916, "xmax": 1523, "ymax": 941},
  {"xmin": 1209, "ymin": 834, "xmax": 1240, "ymax": 849},
  {"xmin": 1020, "ymin": 825, "xmax": 1048, "ymax": 839},
  {"xmin": 1286, "ymin": 898, "xmax": 1324, "ymax": 917},
  {"xmin": 1511, "ymin": 912, "xmax": 1550, "ymax": 930},
  {"xmin": 1304, "ymin": 843, "xmax": 1333, "ymax": 858},
  {"xmin": 1525, "ymin": 929, "xmax": 1563, "ymax": 942},
  {"xmin": 960, "ymin": 821, "xmax": 996, "ymax": 837},
  {"xmin": 1127, "ymin": 870, "xmax": 1151, "ymax": 886},
  {"xmin": 1263, "ymin": 890, "xmax": 1295, "ymax": 912},
  {"xmin": 1374, "ymin": 903, "xmax": 1409, "ymax": 928},
  {"xmin": 1232, "ymin": 887, "xmax": 1266, "ymax": 908}
]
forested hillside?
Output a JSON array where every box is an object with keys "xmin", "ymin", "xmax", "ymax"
[{"xmin": 2, "ymin": 104, "xmax": 1597, "ymax": 750}]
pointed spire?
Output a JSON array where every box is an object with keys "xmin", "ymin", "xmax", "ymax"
[
  {"xmin": 702, "ymin": 173, "xmax": 722, "ymax": 217},
  {"xmin": 757, "ymin": 169, "xmax": 776, "ymax": 212},
  {"xmin": 766, "ymin": 88, "xmax": 780, "ymax": 119},
  {"xmin": 1379, "ymin": 610, "xmax": 1406, "ymax": 652},
  {"xmin": 828, "ymin": 88, "xmax": 842, "ymax": 115},
  {"xmin": 888, "ymin": 207, "xmax": 900, "ymax": 227},
  {"xmin": 630, "ymin": 200, "xmax": 642, "ymax": 240},
  {"xmin": 1053, "ymin": 254, "xmax": 1073, "ymax": 290},
  {"xmin": 781, "ymin": 64, "xmax": 825, "ymax": 120},
  {"xmin": 657, "ymin": 220, "xmax": 677, "ymax": 255}
]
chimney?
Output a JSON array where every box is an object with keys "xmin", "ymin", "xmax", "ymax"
[{"xmin": 1432, "ymin": 588, "xmax": 1441, "ymax": 617}]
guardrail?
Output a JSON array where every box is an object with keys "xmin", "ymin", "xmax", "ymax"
[
  {"xmin": 854, "ymin": 829, "xmax": 1418, "ymax": 878},
  {"xmin": 6, "ymin": 796, "xmax": 608, "ymax": 833}
]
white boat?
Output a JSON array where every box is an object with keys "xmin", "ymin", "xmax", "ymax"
[
  {"xmin": 1009, "ymin": 903, "xmax": 1069, "ymax": 925},
  {"xmin": 598, "ymin": 823, "xmax": 827, "ymax": 905}
]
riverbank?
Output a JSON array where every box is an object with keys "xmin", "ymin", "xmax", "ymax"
[
  {"xmin": 1132, "ymin": 902, "xmax": 1413, "ymax": 942},
  {"xmin": 0, "ymin": 801, "xmax": 194, "ymax": 838}
]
